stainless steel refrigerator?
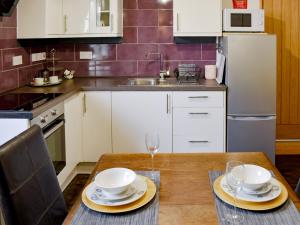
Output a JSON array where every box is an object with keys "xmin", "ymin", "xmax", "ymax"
[{"xmin": 223, "ymin": 34, "xmax": 276, "ymax": 163}]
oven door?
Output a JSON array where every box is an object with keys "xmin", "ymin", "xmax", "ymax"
[{"xmin": 43, "ymin": 115, "xmax": 66, "ymax": 175}]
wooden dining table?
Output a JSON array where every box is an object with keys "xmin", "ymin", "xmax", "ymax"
[{"xmin": 63, "ymin": 153, "xmax": 300, "ymax": 225}]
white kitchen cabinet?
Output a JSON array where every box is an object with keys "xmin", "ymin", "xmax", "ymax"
[
  {"xmin": 173, "ymin": 0, "xmax": 222, "ymax": 37},
  {"xmin": 17, "ymin": 0, "xmax": 63, "ymax": 38},
  {"xmin": 17, "ymin": 0, "xmax": 123, "ymax": 38},
  {"xmin": 112, "ymin": 92, "xmax": 172, "ymax": 153},
  {"xmin": 62, "ymin": 0, "xmax": 91, "ymax": 35},
  {"xmin": 90, "ymin": 0, "xmax": 123, "ymax": 36},
  {"xmin": 64, "ymin": 92, "xmax": 84, "ymax": 167},
  {"xmin": 82, "ymin": 92, "xmax": 112, "ymax": 162},
  {"xmin": 59, "ymin": 93, "xmax": 84, "ymax": 188},
  {"xmin": 172, "ymin": 91, "xmax": 226, "ymax": 153}
]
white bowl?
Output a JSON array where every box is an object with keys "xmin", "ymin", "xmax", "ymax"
[
  {"xmin": 94, "ymin": 168, "xmax": 136, "ymax": 195},
  {"xmin": 243, "ymin": 164, "xmax": 272, "ymax": 190}
]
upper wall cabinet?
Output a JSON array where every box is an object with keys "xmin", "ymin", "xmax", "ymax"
[
  {"xmin": 17, "ymin": 0, "xmax": 123, "ymax": 39},
  {"xmin": 173, "ymin": 0, "xmax": 222, "ymax": 37}
]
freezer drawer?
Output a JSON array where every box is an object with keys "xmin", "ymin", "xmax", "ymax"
[{"xmin": 227, "ymin": 116, "xmax": 276, "ymax": 163}]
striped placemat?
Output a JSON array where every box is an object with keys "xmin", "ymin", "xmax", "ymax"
[
  {"xmin": 70, "ymin": 171, "xmax": 160, "ymax": 225},
  {"xmin": 209, "ymin": 171, "xmax": 300, "ymax": 225}
]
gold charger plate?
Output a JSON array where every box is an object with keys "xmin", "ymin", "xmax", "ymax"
[
  {"xmin": 82, "ymin": 175, "xmax": 157, "ymax": 213},
  {"xmin": 213, "ymin": 175, "xmax": 288, "ymax": 211}
]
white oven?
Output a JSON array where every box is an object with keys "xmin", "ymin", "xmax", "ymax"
[{"xmin": 223, "ymin": 8, "xmax": 264, "ymax": 32}]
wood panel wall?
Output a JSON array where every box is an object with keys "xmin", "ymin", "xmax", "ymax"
[{"xmin": 263, "ymin": 0, "xmax": 300, "ymax": 139}]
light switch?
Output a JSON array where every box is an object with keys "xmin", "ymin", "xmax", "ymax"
[
  {"xmin": 12, "ymin": 55, "xmax": 23, "ymax": 66},
  {"xmin": 80, "ymin": 51, "xmax": 93, "ymax": 60}
]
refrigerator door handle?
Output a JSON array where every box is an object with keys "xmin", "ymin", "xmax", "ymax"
[{"xmin": 228, "ymin": 116, "xmax": 276, "ymax": 121}]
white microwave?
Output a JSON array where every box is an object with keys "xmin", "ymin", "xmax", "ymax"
[{"xmin": 223, "ymin": 9, "xmax": 265, "ymax": 32}]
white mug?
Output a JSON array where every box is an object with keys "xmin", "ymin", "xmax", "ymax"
[
  {"xmin": 49, "ymin": 76, "xmax": 59, "ymax": 84},
  {"xmin": 34, "ymin": 77, "xmax": 44, "ymax": 85},
  {"xmin": 205, "ymin": 65, "xmax": 217, "ymax": 80}
]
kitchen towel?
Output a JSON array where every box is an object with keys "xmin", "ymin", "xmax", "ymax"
[
  {"xmin": 70, "ymin": 171, "xmax": 160, "ymax": 225},
  {"xmin": 209, "ymin": 171, "xmax": 300, "ymax": 225}
]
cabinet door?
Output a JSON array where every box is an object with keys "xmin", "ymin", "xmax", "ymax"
[
  {"xmin": 90, "ymin": 0, "xmax": 123, "ymax": 35},
  {"xmin": 64, "ymin": 93, "xmax": 83, "ymax": 167},
  {"xmin": 112, "ymin": 92, "xmax": 172, "ymax": 153},
  {"xmin": 63, "ymin": 0, "xmax": 91, "ymax": 34},
  {"xmin": 173, "ymin": 0, "xmax": 222, "ymax": 36},
  {"xmin": 82, "ymin": 92, "xmax": 112, "ymax": 162},
  {"xmin": 46, "ymin": 0, "xmax": 63, "ymax": 35}
]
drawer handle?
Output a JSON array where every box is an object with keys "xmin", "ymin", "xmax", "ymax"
[
  {"xmin": 189, "ymin": 113, "xmax": 209, "ymax": 115},
  {"xmin": 189, "ymin": 141, "xmax": 209, "ymax": 143},
  {"xmin": 188, "ymin": 96, "xmax": 209, "ymax": 99}
]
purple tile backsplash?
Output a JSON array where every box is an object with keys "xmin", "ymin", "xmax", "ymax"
[{"xmin": 0, "ymin": 0, "xmax": 216, "ymax": 94}]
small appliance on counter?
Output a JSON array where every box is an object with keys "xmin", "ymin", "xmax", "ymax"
[
  {"xmin": 223, "ymin": 8, "xmax": 265, "ymax": 32},
  {"xmin": 174, "ymin": 64, "xmax": 201, "ymax": 83}
]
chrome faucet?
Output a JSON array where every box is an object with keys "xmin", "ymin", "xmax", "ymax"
[{"xmin": 146, "ymin": 52, "xmax": 169, "ymax": 80}]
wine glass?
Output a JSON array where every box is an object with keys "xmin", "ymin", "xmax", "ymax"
[
  {"xmin": 145, "ymin": 132, "xmax": 160, "ymax": 180},
  {"xmin": 224, "ymin": 161, "xmax": 245, "ymax": 224}
]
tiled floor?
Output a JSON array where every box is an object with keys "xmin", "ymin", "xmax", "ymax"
[
  {"xmin": 63, "ymin": 174, "xmax": 89, "ymax": 210},
  {"xmin": 275, "ymin": 155, "xmax": 300, "ymax": 190},
  {"xmin": 63, "ymin": 155, "xmax": 300, "ymax": 210}
]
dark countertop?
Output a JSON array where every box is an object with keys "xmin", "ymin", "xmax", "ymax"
[{"xmin": 1, "ymin": 77, "xmax": 227, "ymax": 119}]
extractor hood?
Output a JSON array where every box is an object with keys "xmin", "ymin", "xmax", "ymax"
[{"xmin": 0, "ymin": 0, "xmax": 19, "ymax": 16}]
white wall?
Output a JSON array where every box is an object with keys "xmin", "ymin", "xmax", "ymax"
[{"xmin": 223, "ymin": 0, "xmax": 262, "ymax": 9}]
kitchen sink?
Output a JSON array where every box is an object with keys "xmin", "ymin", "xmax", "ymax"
[{"xmin": 126, "ymin": 78, "xmax": 159, "ymax": 86}]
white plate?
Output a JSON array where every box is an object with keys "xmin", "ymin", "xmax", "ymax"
[
  {"xmin": 92, "ymin": 184, "xmax": 136, "ymax": 201},
  {"xmin": 221, "ymin": 176, "xmax": 281, "ymax": 203},
  {"xmin": 86, "ymin": 175, "xmax": 147, "ymax": 206},
  {"xmin": 242, "ymin": 182, "xmax": 273, "ymax": 195}
]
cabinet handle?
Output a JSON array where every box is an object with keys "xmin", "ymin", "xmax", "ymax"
[
  {"xmin": 176, "ymin": 13, "xmax": 179, "ymax": 32},
  {"xmin": 189, "ymin": 113, "xmax": 209, "ymax": 115},
  {"xmin": 166, "ymin": 94, "xmax": 169, "ymax": 114},
  {"xmin": 189, "ymin": 141, "xmax": 209, "ymax": 143},
  {"xmin": 83, "ymin": 94, "xmax": 87, "ymax": 114},
  {"xmin": 110, "ymin": 14, "xmax": 113, "ymax": 32},
  {"xmin": 64, "ymin": 15, "xmax": 67, "ymax": 33},
  {"xmin": 188, "ymin": 96, "xmax": 209, "ymax": 99}
]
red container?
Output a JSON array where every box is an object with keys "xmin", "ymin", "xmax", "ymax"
[{"xmin": 232, "ymin": 0, "xmax": 248, "ymax": 9}]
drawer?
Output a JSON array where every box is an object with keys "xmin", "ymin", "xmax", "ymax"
[
  {"xmin": 173, "ymin": 91, "xmax": 224, "ymax": 108},
  {"xmin": 173, "ymin": 108, "xmax": 224, "ymax": 136},
  {"xmin": 173, "ymin": 135, "xmax": 224, "ymax": 153}
]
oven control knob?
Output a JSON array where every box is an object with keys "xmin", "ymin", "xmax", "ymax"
[
  {"xmin": 40, "ymin": 115, "xmax": 48, "ymax": 124},
  {"xmin": 51, "ymin": 109, "xmax": 58, "ymax": 116}
]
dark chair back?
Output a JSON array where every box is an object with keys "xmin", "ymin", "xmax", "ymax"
[
  {"xmin": 296, "ymin": 178, "xmax": 300, "ymax": 198},
  {"xmin": 0, "ymin": 125, "xmax": 67, "ymax": 225}
]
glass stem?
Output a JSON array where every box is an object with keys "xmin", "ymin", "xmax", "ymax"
[
  {"xmin": 233, "ymin": 190, "xmax": 238, "ymax": 219},
  {"xmin": 151, "ymin": 154, "xmax": 154, "ymax": 178}
]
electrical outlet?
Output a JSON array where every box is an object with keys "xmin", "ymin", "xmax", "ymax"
[
  {"xmin": 12, "ymin": 56, "xmax": 23, "ymax": 66},
  {"xmin": 31, "ymin": 52, "xmax": 46, "ymax": 62},
  {"xmin": 80, "ymin": 51, "xmax": 93, "ymax": 60},
  {"xmin": 31, "ymin": 53, "xmax": 37, "ymax": 62},
  {"xmin": 41, "ymin": 52, "xmax": 46, "ymax": 60}
]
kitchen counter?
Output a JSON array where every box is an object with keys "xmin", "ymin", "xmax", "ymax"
[{"xmin": 1, "ymin": 77, "xmax": 226, "ymax": 119}]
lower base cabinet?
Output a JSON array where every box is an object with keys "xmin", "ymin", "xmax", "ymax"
[
  {"xmin": 82, "ymin": 92, "xmax": 112, "ymax": 162},
  {"xmin": 63, "ymin": 91, "xmax": 225, "ymax": 168},
  {"xmin": 172, "ymin": 91, "xmax": 226, "ymax": 153},
  {"xmin": 111, "ymin": 92, "xmax": 172, "ymax": 153}
]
